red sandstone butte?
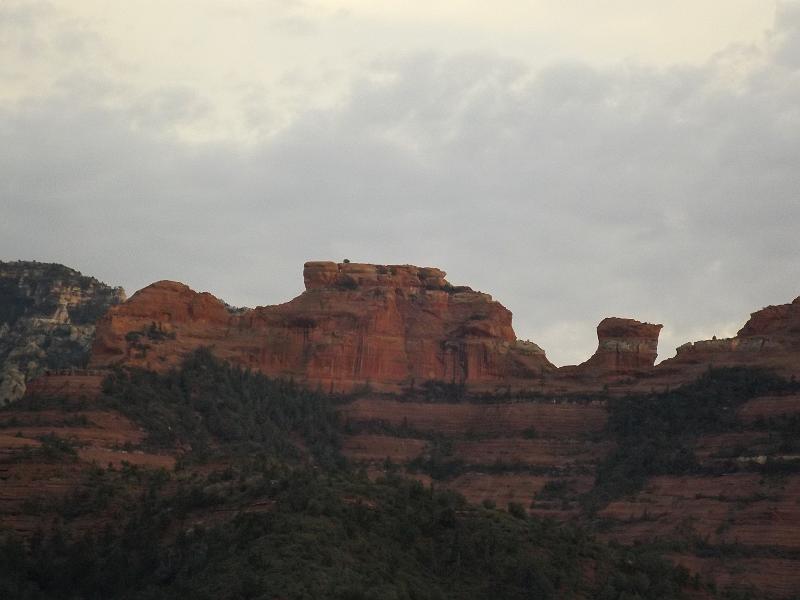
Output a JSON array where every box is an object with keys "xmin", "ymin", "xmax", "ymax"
[
  {"xmin": 90, "ymin": 262, "xmax": 554, "ymax": 391},
  {"xmin": 579, "ymin": 317, "xmax": 663, "ymax": 372}
]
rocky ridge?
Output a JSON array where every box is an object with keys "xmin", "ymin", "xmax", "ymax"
[
  {"xmin": 90, "ymin": 262, "xmax": 555, "ymax": 391},
  {"xmin": 647, "ymin": 295, "xmax": 800, "ymax": 388},
  {"xmin": 0, "ymin": 261, "xmax": 125, "ymax": 405},
  {"xmin": 5, "ymin": 260, "xmax": 800, "ymax": 597},
  {"xmin": 88, "ymin": 261, "xmax": 800, "ymax": 393}
]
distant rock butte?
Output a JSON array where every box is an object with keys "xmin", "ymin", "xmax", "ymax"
[
  {"xmin": 90, "ymin": 262, "xmax": 555, "ymax": 391},
  {"xmin": 88, "ymin": 262, "xmax": 800, "ymax": 392},
  {"xmin": 579, "ymin": 317, "xmax": 663, "ymax": 372}
]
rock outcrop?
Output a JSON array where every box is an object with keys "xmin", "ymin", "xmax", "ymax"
[
  {"xmin": 0, "ymin": 262, "xmax": 125, "ymax": 405},
  {"xmin": 88, "ymin": 262, "xmax": 800, "ymax": 392},
  {"xmin": 90, "ymin": 262, "xmax": 555, "ymax": 391},
  {"xmin": 577, "ymin": 317, "xmax": 663, "ymax": 373},
  {"xmin": 656, "ymin": 296, "xmax": 800, "ymax": 381}
]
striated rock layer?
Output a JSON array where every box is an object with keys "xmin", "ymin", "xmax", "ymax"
[
  {"xmin": 90, "ymin": 262, "xmax": 555, "ymax": 391},
  {"xmin": 573, "ymin": 317, "xmax": 663, "ymax": 374},
  {"xmin": 88, "ymin": 261, "xmax": 800, "ymax": 392},
  {"xmin": 650, "ymin": 296, "xmax": 800, "ymax": 385}
]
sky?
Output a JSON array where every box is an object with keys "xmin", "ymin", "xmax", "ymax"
[{"xmin": 2, "ymin": 1, "xmax": 799, "ymax": 366}]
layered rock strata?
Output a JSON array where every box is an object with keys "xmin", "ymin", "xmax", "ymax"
[
  {"xmin": 577, "ymin": 317, "xmax": 663, "ymax": 373},
  {"xmin": 88, "ymin": 262, "xmax": 800, "ymax": 392},
  {"xmin": 90, "ymin": 262, "xmax": 555, "ymax": 391},
  {"xmin": 653, "ymin": 296, "xmax": 800, "ymax": 383}
]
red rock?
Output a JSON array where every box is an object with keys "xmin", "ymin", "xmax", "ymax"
[
  {"xmin": 656, "ymin": 296, "xmax": 800, "ymax": 381},
  {"xmin": 578, "ymin": 317, "xmax": 663, "ymax": 372},
  {"xmin": 90, "ymin": 262, "xmax": 555, "ymax": 391},
  {"xmin": 89, "ymin": 265, "xmax": 800, "ymax": 394}
]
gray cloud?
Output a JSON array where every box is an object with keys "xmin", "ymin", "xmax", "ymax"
[{"xmin": 2, "ymin": 7, "xmax": 799, "ymax": 365}]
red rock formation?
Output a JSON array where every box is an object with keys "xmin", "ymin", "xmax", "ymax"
[
  {"xmin": 90, "ymin": 262, "xmax": 555, "ymax": 391},
  {"xmin": 655, "ymin": 296, "xmax": 800, "ymax": 381},
  {"xmin": 89, "ymin": 261, "xmax": 800, "ymax": 393},
  {"xmin": 738, "ymin": 296, "xmax": 800, "ymax": 342},
  {"xmin": 577, "ymin": 317, "xmax": 662, "ymax": 373}
]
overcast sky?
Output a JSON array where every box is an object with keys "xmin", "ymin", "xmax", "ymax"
[{"xmin": 2, "ymin": 1, "xmax": 799, "ymax": 365}]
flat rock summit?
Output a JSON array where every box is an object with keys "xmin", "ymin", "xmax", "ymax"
[{"xmin": 90, "ymin": 261, "xmax": 552, "ymax": 391}]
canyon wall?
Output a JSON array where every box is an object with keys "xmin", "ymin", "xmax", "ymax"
[
  {"xmin": 90, "ymin": 262, "xmax": 554, "ymax": 391},
  {"xmin": 87, "ymin": 261, "xmax": 800, "ymax": 392}
]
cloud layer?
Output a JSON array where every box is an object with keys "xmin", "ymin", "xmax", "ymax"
[{"xmin": 2, "ymin": 2, "xmax": 799, "ymax": 364}]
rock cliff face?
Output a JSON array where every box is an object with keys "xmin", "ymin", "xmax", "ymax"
[
  {"xmin": 8, "ymin": 260, "xmax": 800, "ymax": 597},
  {"xmin": 577, "ymin": 317, "xmax": 663, "ymax": 373},
  {"xmin": 89, "ymin": 262, "xmax": 800, "ymax": 391},
  {"xmin": 0, "ymin": 262, "xmax": 125, "ymax": 405},
  {"xmin": 4, "ymin": 257, "xmax": 777, "ymax": 396},
  {"xmin": 90, "ymin": 262, "xmax": 554, "ymax": 391},
  {"xmin": 655, "ymin": 296, "xmax": 800, "ymax": 382}
]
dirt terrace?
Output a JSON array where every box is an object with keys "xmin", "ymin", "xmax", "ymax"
[
  {"xmin": 737, "ymin": 394, "xmax": 800, "ymax": 423},
  {"xmin": 0, "ymin": 407, "xmax": 175, "ymax": 536},
  {"xmin": 671, "ymin": 555, "xmax": 800, "ymax": 599},
  {"xmin": 452, "ymin": 438, "xmax": 611, "ymax": 469},
  {"xmin": 24, "ymin": 372, "xmax": 106, "ymax": 400},
  {"xmin": 341, "ymin": 434, "xmax": 428, "ymax": 463},
  {"xmin": 600, "ymin": 474, "xmax": 800, "ymax": 548},
  {"xmin": 340, "ymin": 397, "xmax": 608, "ymax": 436}
]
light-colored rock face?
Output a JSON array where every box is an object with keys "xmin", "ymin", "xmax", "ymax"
[
  {"xmin": 90, "ymin": 262, "xmax": 555, "ymax": 391},
  {"xmin": 0, "ymin": 261, "xmax": 125, "ymax": 405}
]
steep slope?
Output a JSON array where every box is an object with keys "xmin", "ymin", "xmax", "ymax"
[
  {"xmin": 0, "ymin": 351, "xmax": 701, "ymax": 600},
  {"xmin": 6, "ymin": 261, "xmax": 800, "ymax": 597},
  {"xmin": 0, "ymin": 261, "xmax": 125, "ymax": 405}
]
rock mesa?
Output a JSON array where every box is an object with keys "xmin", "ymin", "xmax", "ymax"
[
  {"xmin": 579, "ymin": 317, "xmax": 663, "ymax": 372},
  {"xmin": 90, "ymin": 262, "xmax": 555, "ymax": 391}
]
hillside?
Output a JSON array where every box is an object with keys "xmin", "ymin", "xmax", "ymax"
[
  {"xmin": 0, "ymin": 261, "xmax": 125, "ymax": 406},
  {"xmin": 3, "ymin": 260, "xmax": 800, "ymax": 598},
  {"xmin": 1, "ymin": 350, "xmax": 700, "ymax": 600}
]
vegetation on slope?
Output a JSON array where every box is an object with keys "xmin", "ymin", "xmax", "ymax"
[
  {"xmin": 584, "ymin": 367, "xmax": 800, "ymax": 512},
  {"xmin": 0, "ymin": 465, "xmax": 701, "ymax": 600},
  {"xmin": 0, "ymin": 350, "xmax": 702, "ymax": 600},
  {"xmin": 100, "ymin": 347, "xmax": 343, "ymax": 468}
]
